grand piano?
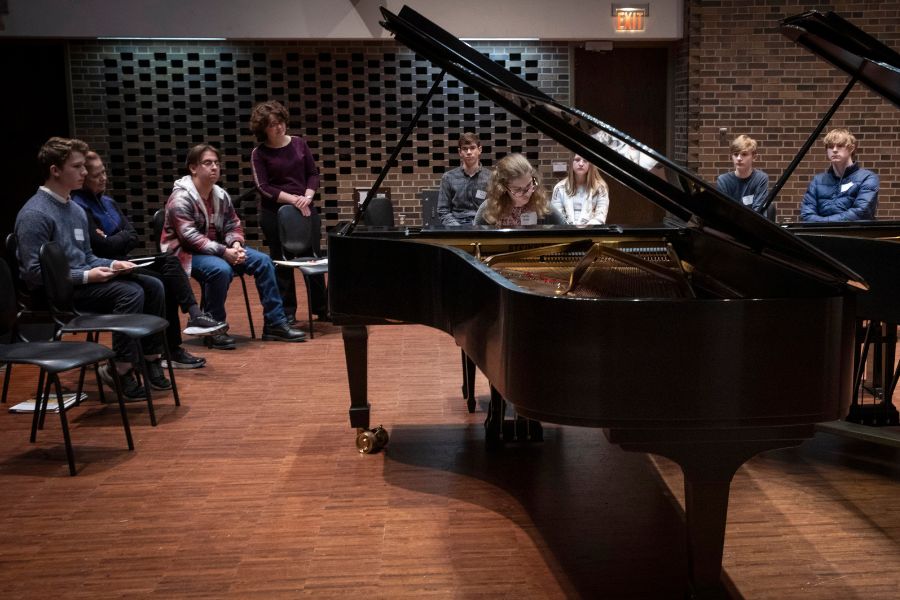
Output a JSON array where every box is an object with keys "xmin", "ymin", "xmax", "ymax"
[
  {"xmin": 767, "ymin": 11, "xmax": 900, "ymax": 425},
  {"xmin": 329, "ymin": 6, "xmax": 867, "ymax": 598}
]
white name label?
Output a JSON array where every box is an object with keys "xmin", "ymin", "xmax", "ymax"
[
  {"xmin": 741, "ymin": 194, "xmax": 754, "ymax": 206},
  {"xmin": 74, "ymin": 228, "xmax": 84, "ymax": 241},
  {"xmin": 475, "ymin": 189, "xmax": 486, "ymax": 200},
  {"xmin": 520, "ymin": 211, "xmax": 538, "ymax": 225},
  {"xmin": 841, "ymin": 182, "xmax": 854, "ymax": 193}
]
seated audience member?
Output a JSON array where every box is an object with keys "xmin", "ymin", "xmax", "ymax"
[
  {"xmin": 249, "ymin": 100, "xmax": 328, "ymax": 323},
  {"xmin": 473, "ymin": 153, "xmax": 565, "ymax": 226},
  {"xmin": 801, "ymin": 128, "xmax": 878, "ymax": 222},
  {"xmin": 716, "ymin": 135, "xmax": 772, "ymax": 218},
  {"xmin": 15, "ymin": 137, "xmax": 169, "ymax": 397},
  {"xmin": 72, "ymin": 151, "xmax": 226, "ymax": 369},
  {"xmin": 551, "ymin": 154, "xmax": 610, "ymax": 225},
  {"xmin": 437, "ymin": 132, "xmax": 491, "ymax": 226},
  {"xmin": 161, "ymin": 143, "xmax": 307, "ymax": 349}
]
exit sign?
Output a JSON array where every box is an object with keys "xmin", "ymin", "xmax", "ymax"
[{"xmin": 612, "ymin": 4, "xmax": 649, "ymax": 32}]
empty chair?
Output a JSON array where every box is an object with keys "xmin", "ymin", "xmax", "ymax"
[
  {"xmin": 277, "ymin": 205, "xmax": 329, "ymax": 339},
  {"xmin": 363, "ymin": 194, "xmax": 395, "ymax": 227},
  {"xmin": 420, "ymin": 189, "xmax": 441, "ymax": 228},
  {"xmin": 39, "ymin": 241, "xmax": 179, "ymax": 426},
  {"xmin": 0, "ymin": 259, "xmax": 133, "ymax": 475}
]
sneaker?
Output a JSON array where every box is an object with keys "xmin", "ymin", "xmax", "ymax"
[
  {"xmin": 146, "ymin": 359, "xmax": 172, "ymax": 390},
  {"xmin": 98, "ymin": 364, "xmax": 145, "ymax": 400},
  {"xmin": 205, "ymin": 332, "xmax": 236, "ymax": 350},
  {"xmin": 262, "ymin": 322, "xmax": 307, "ymax": 342},
  {"xmin": 161, "ymin": 347, "xmax": 206, "ymax": 370},
  {"xmin": 183, "ymin": 312, "xmax": 228, "ymax": 336}
]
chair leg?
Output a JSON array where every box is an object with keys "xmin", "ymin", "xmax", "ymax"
[
  {"xmin": 304, "ymin": 272, "xmax": 315, "ymax": 340},
  {"xmin": 134, "ymin": 342, "xmax": 157, "ymax": 427},
  {"xmin": 160, "ymin": 333, "xmax": 180, "ymax": 407},
  {"xmin": 74, "ymin": 364, "xmax": 88, "ymax": 405},
  {"xmin": 30, "ymin": 369, "xmax": 47, "ymax": 442},
  {"xmin": 93, "ymin": 362, "xmax": 107, "ymax": 404},
  {"xmin": 1, "ymin": 362, "xmax": 12, "ymax": 404},
  {"xmin": 52, "ymin": 373, "xmax": 77, "ymax": 476},
  {"xmin": 38, "ymin": 374, "xmax": 53, "ymax": 430},
  {"xmin": 240, "ymin": 275, "xmax": 256, "ymax": 339},
  {"xmin": 108, "ymin": 359, "xmax": 134, "ymax": 451}
]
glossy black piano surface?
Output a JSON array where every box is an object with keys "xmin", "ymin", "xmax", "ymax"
[{"xmin": 327, "ymin": 6, "xmax": 883, "ymax": 598}]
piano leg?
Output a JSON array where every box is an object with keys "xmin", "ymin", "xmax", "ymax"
[
  {"xmin": 461, "ymin": 350, "xmax": 476, "ymax": 412},
  {"xmin": 607, "ymin": 426, "xmax": 813, "ymax": 599},
  {"xmin": 342, "ymin": 325, "xmax": 370, "ymax": 430},
  {"xmin": 485, "ymin": 385, "xmax": 505, "ymax": 447}
]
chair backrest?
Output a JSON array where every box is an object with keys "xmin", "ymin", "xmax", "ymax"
[
  {"xmin": 39, "ymin": 242, "xmax": 77, "ymax": 316},
  {"xmin": 0, "ymin": 259, "xmax": 18, "ymax": 340},
  {"xmin": 151, "ymin": 209, "xmax": 165, "ymax": 252},
  {"xmin": 420, "ymin": 190, "xmax": 440, "ymax": 228},
  {"xmin": 3, "ymin": 233, "xmax": 23, "ymax": 302},
  {"xmin": 363, "ymin": 194, "xmax": 395, "ymax": 227},
  {"xmin": 277, "ymin": 205, "xmax": 322, "ymax": 259},
  {"xmin": 5, "ymin": 233, "xmax": 45, "ymax": 311}
]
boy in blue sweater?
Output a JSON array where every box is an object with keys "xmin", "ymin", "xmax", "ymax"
[
  {"xmin": 14, "ymin": 137, "xmax": 169, "ymax": 398},
  {"xmin": 716, "ymin": 134, "xmax": 773, "ymax": 219}
]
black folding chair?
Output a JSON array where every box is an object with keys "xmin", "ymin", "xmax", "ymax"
[
  {"xmin": 39, "ymin": 241, "xmax": 179, "ymax": 426},
  {"xmin": 277, "ymin": 205, "xmax": 329, "ymax": 339},
  {"xmin": 0, "ymin": 259, "xmax": 133, "ymax": 475},
  {"xmin": 363, "ymin": 194, "xmax": 395, "ymax": 227},
  {"xmin": 4, "ymin": 233, "xmax": 55, "ymax": 344}
]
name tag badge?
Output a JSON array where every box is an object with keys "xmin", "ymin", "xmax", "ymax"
[
  {"xmin": 74, "ymin": 228, "xmax": 85, "ymax": 241},
  {"xmin": 475, "ymin": 189, "xmax": 486, "ymax": 200},
  {"xmin": 741, "ymin": 194, "xmax": 754, "ymax": 206},
  {"xmin": 841, "ymin": 182, "xmax": 854, "ymax": 193},
  {"xmin": 520, "ymin": 211, "xmax": 538, "ymax": 225}
]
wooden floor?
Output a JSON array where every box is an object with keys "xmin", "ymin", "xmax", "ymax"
[{"xmin": 2, "ymin": 284, "xmax": 900, "ymax": 599}]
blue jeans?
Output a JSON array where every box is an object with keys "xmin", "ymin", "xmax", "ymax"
[{"xmin": 190, "ymin": 248, "xmax": 288, "ymax": 327}]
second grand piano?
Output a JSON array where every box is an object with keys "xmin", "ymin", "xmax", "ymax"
[{"xmin": 329, "ymin": 6, "xmax": 867, "ymax": 598}]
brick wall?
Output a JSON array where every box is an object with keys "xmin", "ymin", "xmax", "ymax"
[
  {"xmin": 69, "ymin": 40, "xmax": 571, "ymax": 252},
  {"xmin": 683, "ymin": 0, "xmax": 900, "ymax": 222},
  {"xmin": 68, "ymin": 1, "xmax": 900, "ymax": 246}
]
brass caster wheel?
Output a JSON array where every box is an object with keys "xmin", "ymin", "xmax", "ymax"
[
  {"xmin": 356, "ymin": 425, "xmax": 389, "ymax": 454},
  {"xmin": 372, "ymin": 425, "xmax": 389, "ymax": 449}
]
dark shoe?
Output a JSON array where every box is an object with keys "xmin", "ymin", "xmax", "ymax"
[
  {"xmin": 262, "ymin": 322, "xmax": 307, "ymax": 342},
  {"xmin": 98, "ymin": 364, "xmax": 145, "ymax": 401},
  {"xmin": 146, "ymin": 359, "xmax": 172, "ymax": 390},
  {"xmin": 161, "ymin": 347, "xmax": 206, "ymax": 370},
  {"xmin": 183, "ymin": 312, "xmax": 228, "ymax": 336},
  {"xmin": 314, "ymin": 312, "xmax": 332, "ymax": 323},
  {"xmin": 205, "ymin": 332, "xmax": 236, "ymax": 350}
]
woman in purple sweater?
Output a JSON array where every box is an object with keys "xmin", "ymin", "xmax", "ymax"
[{"xmin": 250, "ymin": 100, "xmax": 328, "ymax": 322}]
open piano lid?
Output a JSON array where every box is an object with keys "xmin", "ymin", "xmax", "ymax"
[
  {"xmin": 379, "ymin": 5, "xmax": 867, "ymax": 291},
  {"xmin": 781, "ymin": 11, "xmax": 900, "ymax": 110}
]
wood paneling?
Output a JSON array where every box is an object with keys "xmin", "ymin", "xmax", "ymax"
[{"xmin": 574, "ymin": 46, "xmax": 670, "ymax": 225}]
